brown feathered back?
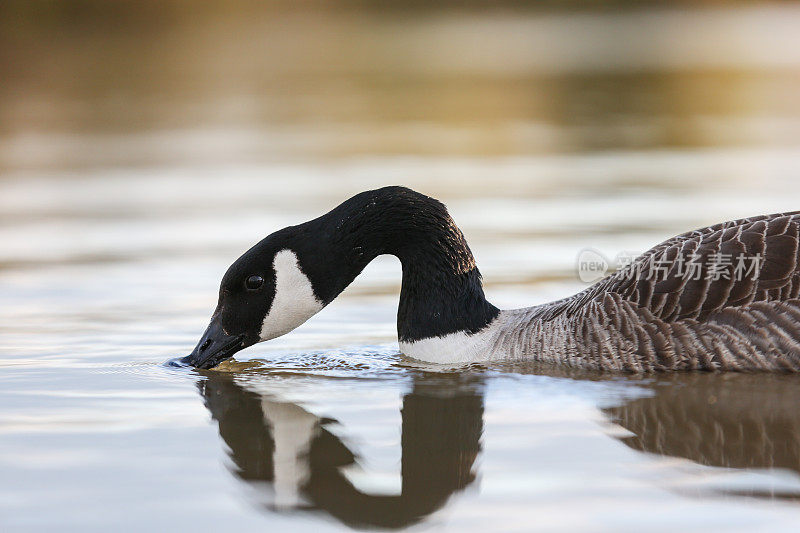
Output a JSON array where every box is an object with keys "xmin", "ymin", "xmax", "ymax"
[{"xmin": 495, "ymin": 212, "xmax": 800, "ymax": 372}]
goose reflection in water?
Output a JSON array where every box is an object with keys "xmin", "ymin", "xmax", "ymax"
[
  {"xmin": 604, "ymin": 373, "xmax": 800, "ymax": 500},
  {"xmin": 198, "ymin": 373, "xmax": 483, "ymax": 528}
]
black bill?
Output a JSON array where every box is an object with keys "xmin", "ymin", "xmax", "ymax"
[{"xmin": 177, "ymin": 317, "xmax": 250, "ymax": 369}]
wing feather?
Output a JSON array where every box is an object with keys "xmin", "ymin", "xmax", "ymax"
[{"xmin": 594, "ymin": 212, "xmax": 800, "ymax": 322}]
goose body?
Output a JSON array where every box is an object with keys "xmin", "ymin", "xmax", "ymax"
[{"xmin": 182, "ymin": 186, "xmax": 800, "ymax": 372}]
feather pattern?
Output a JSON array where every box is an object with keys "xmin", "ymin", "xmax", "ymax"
[{"xmin": 484, "ymin": 212, "xmax": 800, "ymax": 371}]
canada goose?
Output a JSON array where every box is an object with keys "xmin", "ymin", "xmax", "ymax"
[{"xmin": 179, "ymin": 186, "xmax": 800, "ymax": 372}]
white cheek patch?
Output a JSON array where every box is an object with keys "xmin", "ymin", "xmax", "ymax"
[{"xmin": 260, "ymin": 249, "xmax": 324, "ymax": 341}]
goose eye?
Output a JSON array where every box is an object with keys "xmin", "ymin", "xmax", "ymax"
[{"xmin": 245, "ymin": 275, "xmax": 264, "ymax": 291}]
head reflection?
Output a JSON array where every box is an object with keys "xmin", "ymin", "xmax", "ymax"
[
  {"xmin": 199, "ymin": 373, "xmax": 483, "ymax": 528},
  {"xmin": 604, "ymin": 373, "xmax": 800, "ymax": 499}
]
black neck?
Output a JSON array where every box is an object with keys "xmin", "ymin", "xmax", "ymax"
[{"xmin": 291, "ymin": 187, "xmax": 499, "ymax": 342}]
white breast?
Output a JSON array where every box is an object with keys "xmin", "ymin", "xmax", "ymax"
[{"xmin": 398, "ymin": 313, "xmax": 510, "ymax": 364}]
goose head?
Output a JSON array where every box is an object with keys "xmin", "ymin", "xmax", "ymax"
[
  {"xmin": 180, "ymin": 228, "xmax": 324, "ymax": 369},
  {"xmin": 176, "ymin": 186, "xmax": 498, "ymax": 369}
]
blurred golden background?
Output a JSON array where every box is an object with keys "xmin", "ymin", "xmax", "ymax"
[{"xmin": 3, "ymin": 0, "xmax": 800, "ymax": 171}]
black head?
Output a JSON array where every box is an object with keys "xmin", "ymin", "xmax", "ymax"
[
  {"xmin": 179, "ymin": 228, "xmax": 325, "ymax": 369},
  {"xmin": 174, "ymin": 186, "xmax": 498, "ymax": 369}
]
